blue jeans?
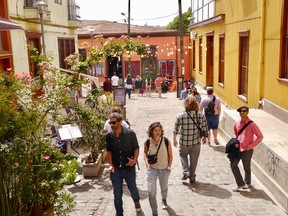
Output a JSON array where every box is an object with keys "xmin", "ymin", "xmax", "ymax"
[
  {"xmin": 110, "ymin": 168, "xmax": 140, "ymax": 216},
  {"xmin": 147, "ymin": 168, "xmax": 171, "ymax": 214},
  {"xmin": 126, "ymin": 89, "xmax": 132, "ymax": 99}
]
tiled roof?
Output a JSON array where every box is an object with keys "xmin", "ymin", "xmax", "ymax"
[{"xmin": 77, "ymin": 20, "xmax": 179, "ymax": 38}]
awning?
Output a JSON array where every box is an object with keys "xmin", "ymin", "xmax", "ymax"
[{"xmin": 0, "ymin": 17, "xmax": 23, "ymax": 31}]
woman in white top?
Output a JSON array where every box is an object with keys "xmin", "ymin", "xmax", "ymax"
[
  {"xmin": 144, "ymin": 122, "xmax": 173, "ymax": 216},
  {"xmin": 145, "ymin": 75, "xmax": 152, "ymax": 97}
]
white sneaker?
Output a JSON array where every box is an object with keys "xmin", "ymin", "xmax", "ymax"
[
  {"xmin": 232, "ymin": 185, "xmax": 251, "ymax": 192},
  {"xmin": 161, "ymin": 200, "xmax": 168, "ymax": 209}
]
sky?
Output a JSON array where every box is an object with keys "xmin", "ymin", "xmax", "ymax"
[{"xmin": 76, "ymin": 0, "xmax": 191, "ymax": 27}]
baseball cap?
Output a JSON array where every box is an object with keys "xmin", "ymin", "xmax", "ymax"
[{"xmin": 237, "ymin": 105, "xmax": 249, "ymax": 112}]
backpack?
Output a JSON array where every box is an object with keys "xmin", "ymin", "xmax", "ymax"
[
  {"xmin": 126, "ymin": 78, "xmax": 133, "ymax": 85},
  {"xmin": 145, "ymin": 137, "xmax": 169, "ymax": 151},
  {"xmin": 205, "ymin": 96, "xmax": 216, "ymax": 116}
]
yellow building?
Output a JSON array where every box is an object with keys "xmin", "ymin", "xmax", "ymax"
[
  {"xmin": 4, "ymin": 0, "xmax": 80, "ymax": 75},
  {"xmin": 190, "ymin": 0, "xmax": 288, "ymax": 123}
]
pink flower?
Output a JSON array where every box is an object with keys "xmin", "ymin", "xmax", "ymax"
[
  {"xmin": 6, "ymin": 68, "xmax": 12, "ymax": 72},
  {"xmin": 43, "ymin": 155, "xmax": 50, "ymax": 160}
]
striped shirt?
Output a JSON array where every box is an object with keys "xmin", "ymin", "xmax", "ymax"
[{"xmin": 174, "ymin": 111, "xmax": 208, "ymax": 146}]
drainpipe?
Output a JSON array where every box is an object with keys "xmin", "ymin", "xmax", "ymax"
[{"xmin": 259, "ymin": 0, "xmax": 266, "ymax": 109}]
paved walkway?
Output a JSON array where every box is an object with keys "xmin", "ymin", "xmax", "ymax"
[{"xmin": 66, "ymin": 90, "xmax": 287, "ymax": 216}]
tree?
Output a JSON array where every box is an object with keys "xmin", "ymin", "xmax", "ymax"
[{"xmin": 166, "ymin": 7, "xmax": 192, "ymax": 34}]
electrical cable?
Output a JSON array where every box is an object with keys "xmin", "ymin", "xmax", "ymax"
[{"xmin": 132, "ymin": 12, "xmax": 178, "ymax": 21}]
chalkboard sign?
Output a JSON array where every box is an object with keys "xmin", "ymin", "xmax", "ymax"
[{"xmin": 113, "ymin": 88, "xmax": 126, "ymax": 105}]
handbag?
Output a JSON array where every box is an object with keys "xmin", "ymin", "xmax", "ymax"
[
  {"xmin": 186, "ymin": 111, "xmax": 206, "ymax": 137},
  {"xmin": 147, "ymin": 137, "xmax": 163, "ymax": 164},
  {"xmin": 225, "ymin": 121, "xmax": 253, "ymax": 153}
]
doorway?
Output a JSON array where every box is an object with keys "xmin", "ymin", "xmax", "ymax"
[
  {"xmin": 107, "ymin": 55, "xmax": 123, "ymax": 79},
  {"xmin": 206, "ymin": 35, "xmax": 214, "ymax": 87}
]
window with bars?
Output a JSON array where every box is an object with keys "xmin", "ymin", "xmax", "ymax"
[
  {"xmin": 218, "ymin": 34, "xmax": 225, "ymax": 85},
  {"xmin": 280, "ymin": 0, "xmax": 288, "ymax": 79},
  {"xmin": 58, "ymin": 38, "xmax": 75, "ymax": 69},
  {"xmin": 238, "ymin": 31, "xmax": 249, "ymax": 97},
  {"xmin": 192, "ymin": 0, "xmax": 215, "ymax": 23}
]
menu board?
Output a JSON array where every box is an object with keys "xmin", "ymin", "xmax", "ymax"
[
  {"xmin": 58, "ymin": 125, "xmax": 82, "ymax": 140},
  {"xmin": 113, "ymin": 88, "xmax": 126, "ymax": 105}
]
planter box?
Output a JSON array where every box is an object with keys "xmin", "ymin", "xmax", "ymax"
[{"xmin": 82, "ymin": 151, "xmax": 104, "ymax": 177}]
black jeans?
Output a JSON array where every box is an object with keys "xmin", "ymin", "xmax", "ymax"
[{"xmin": 230, "ymin": 149, "xmax": 253, "ymax": 186}]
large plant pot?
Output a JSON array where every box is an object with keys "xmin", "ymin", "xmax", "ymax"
[
  {"xmin": 102, "ymin": 149, "xmax": 107, "ymax": 163},
  {"xmin": 82, "ymin": 152, "xmax": 103, "ymax": 177}
]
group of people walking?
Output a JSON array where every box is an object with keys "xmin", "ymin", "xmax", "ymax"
[
  {"xmin": 105, "ymin": 86, "xmax": 263, "ymax": 216},
  {"xmin": 103, "ymin": 72, "xmax": 172, "ymax": 99}
]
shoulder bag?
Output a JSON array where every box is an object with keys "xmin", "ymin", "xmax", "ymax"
[
  {"xmin": 147, "ymin": 137, "xmax": 163, "ymax": 164},
  {"xmin": 186, "ymin": 111, "xmax": 206, "ymax": 137}
]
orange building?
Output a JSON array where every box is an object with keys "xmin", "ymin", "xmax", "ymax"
[{"xmin": 77, "ymin": 20, "xmax": 191, "ymax": 87}]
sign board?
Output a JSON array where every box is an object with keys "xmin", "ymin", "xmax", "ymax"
[
  {"xmin": 113, "ymin": 88, "xmax": 126, "ymax": 105},
  {"xmin": 58, "ymin": 125, "xmax": 82, "ymax": 141}
]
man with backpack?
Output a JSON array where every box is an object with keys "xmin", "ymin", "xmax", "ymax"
[{"xmin": 200, "ymin": 87, "xmax": 221, "ymax": 145}]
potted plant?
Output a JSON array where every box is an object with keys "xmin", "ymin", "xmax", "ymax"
[
  {"xmin": 72, "ymin": 88, "xmax": 114, "ymax": 177},
  {"xmin": 0, "ymin": 51, "xmax": 82, "ymax": 215}
]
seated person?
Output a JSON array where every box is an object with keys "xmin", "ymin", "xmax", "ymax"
[{"xmin": 179, "ymin": 80, "xmax": 192, "ymax": 100}]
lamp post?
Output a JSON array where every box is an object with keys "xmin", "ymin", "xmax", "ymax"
[
  {"xmin": 121, "ymin": 0, "xmax": 131, "ymax": 76},
  {"xmin": 35, "ymin": 0, "xmax": 47, "ymax": 54},
  {"xmin": 177, "ymin": 0, "xmax": 184, "ymax": 97},
  {"xmin": 88, "ymin": 27, "xmax": 94, "ymax": 47}
]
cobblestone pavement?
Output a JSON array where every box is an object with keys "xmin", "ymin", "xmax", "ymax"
[{"xmin": 66, "ymin": 91, "xmax": 287, "ymax": 216}]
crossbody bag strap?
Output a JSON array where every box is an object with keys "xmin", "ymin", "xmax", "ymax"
[
  {"xmin": 237, "ymin": 120, "xmax": 253, "ymax": 137},
  {"xmin": 155, "ymin": 137, "xmax": 163, "ymax": 156},
  {"xmin": 186, "ymin": 111, "xmax": 202, "ymax": 133}
]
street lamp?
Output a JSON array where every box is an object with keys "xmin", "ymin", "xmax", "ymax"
[
  {"xmin": 35, "ymin": 0, "xmax": 47, "ymax": 54},
  {"xmin": 121, "ymin": 0, "xmax": 131, "ymax": 75},
  {"xmin": 88, "ymin": 27, "xmax": 94, "ymax": 47},
  {"xmin": 121, "ymin": 0, "xmax": 131, "ymax": 37}
]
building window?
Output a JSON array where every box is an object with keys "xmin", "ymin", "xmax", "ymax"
[
  {"xmin": 55, "ymin": 0, "xmax": 62, "ymax": 4},
  {"xmin": 199, "ymin": 37, "xmax": 202, "ymax": 72},
  {"xmin": 238, "ymin": 31, "xmax": 249, "ymax": 97},
  {"xmin": 192, "ymin": 40, "xmax": 196, "ymax": 69},
  {"xmin": 0, "ymin": 33, "xmax": 3, "ymax": 51},
  {"xmin": 218, "ymin": 34, "xmax": 225, "ymax": 85},
  {"xmin": 27, "ymin": 32, "xmax": 41, "ymax": 77},
  {"xmin": 158, "ymin": 60, "xmax": 175, "ymax": 76},
  {"xmin": 280, "ymin": 0, "xmax": 288, "ymax": 79},
  {"xmin": 192, "ymin": 0, "xmax": 215, "ymax": 23},
  {"xmin": 58, "ymin": 38, "xmax": 75, "ymax": 69}
]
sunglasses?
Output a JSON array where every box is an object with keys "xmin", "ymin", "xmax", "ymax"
[
  {"xmin": 239, "ymin": 110, "xmax": 248, "ymax": 113},
  {"xmin": 109, "ymin": 121, "xmax": 118, "ymax": 125}
]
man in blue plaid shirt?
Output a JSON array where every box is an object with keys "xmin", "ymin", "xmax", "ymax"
[{"xmin": 173, "ymin": 97, "xmax": 208, "ymax": 183}]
